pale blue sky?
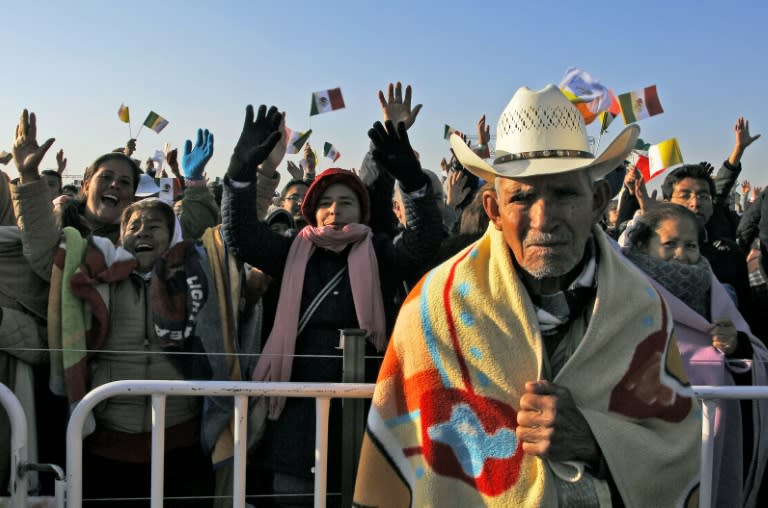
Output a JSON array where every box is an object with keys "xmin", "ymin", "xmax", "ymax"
[{"xmin": 2, "ymin": 0, "xmax": 767, "ymax": 191}]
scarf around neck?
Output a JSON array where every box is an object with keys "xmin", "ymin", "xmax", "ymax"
[
  {"xmin": 252, "ymin": 223, "xmax": 386, "ymax": 419},
  {"xmin": 622, "ymin": 246, "xmax": 712, "ymax": 320}
]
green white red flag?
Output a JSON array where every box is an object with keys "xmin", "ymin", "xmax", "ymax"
[
  {"xmin": 310, "ymin": 88, "xmax": 345, "ymax": 116},
  {"xmin": 323, "ymin": 142, "xmax": 340, "ymax": 162},
  {"xmin": 618, "ymin": 86, "xmax": 664, "ymax": 124}
]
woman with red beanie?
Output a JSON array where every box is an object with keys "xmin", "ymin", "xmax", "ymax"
[{"xmin": 221, "ymin": 105, "xmax": 443, "ymax": 506}]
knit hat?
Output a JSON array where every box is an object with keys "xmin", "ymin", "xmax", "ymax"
[{"xmin": 300, "ymin": 168, "xmax": 371, "ymax": 226}]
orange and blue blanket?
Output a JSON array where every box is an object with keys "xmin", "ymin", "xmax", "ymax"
[{"xmin": 354, "ymin": 226, "xmax": 701, "ymax": 507}]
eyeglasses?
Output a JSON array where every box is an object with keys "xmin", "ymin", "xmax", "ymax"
[
  {"xmin": 672, "ymin": 190, "xmax": 712, "ymax": 203},
  {"xmin": 284, "ymin": 194, "xmax": 303, "ymax": 203}
]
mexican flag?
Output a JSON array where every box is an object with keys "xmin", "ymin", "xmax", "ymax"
[
  {"xmin": 285, "ymin": 127, "xmax": 312, "ymax": 154},
  {"xmin": 618, "ymin": 85, "xmax": 664, "ymax": 124},
  {"xmin": 323, "ymin": 142, "xmax": 341, "ymax": 162},
  {"xmin": 310, "ymin": 88, "xmax": 345, "ymax": 116},
  {"xmin": 443, "ymin": 124, "xmax": 460, "ymax": 140}
]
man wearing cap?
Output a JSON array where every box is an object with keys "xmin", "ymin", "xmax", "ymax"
[{"xmin": 354, "ymin": 85, "xmax": 701, "ymax": 507}]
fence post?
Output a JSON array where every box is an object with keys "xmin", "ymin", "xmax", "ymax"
[
  {"xmin": 0, "ymin": 383, "xmax": 28, "ymax": 507},
  {"xmin": 339, "ymin": 328, "xmax": 367, "ymax": 508}
]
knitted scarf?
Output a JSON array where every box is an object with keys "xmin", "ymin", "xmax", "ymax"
[
  {"xmin": 622, "ymin": 246, "xmax": 711, "ymax": 320},
  {"xmin": 252, "ymin": 223, "xmax": 386, "ymax": 419},
  {"xmin": 354, "ymin": 225, "xmax": 701, "ymax": 507}
]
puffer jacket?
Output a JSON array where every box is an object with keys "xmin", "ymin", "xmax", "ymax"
[{"xmin": 220, "ymin": 171, "xmax": 443, "ymax": 480}]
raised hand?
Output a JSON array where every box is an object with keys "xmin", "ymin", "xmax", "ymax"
[
  {"xmin": 261, "ymin": 112, "xmax": 288, "ymax": 175},
  {"xmin": 734, "ymin": 116, "xmax": 760, "ymax": 150},
  {"xmin": 475, "ymin": 114, "xmax": 491, "ymax": 158},
  {"xmin": 228, "ymin": 105, "xmax": 282, "ymax": 182},
  {"xmin": 304, "ymin": 142, "xmax": 317, "ymax": 174},
  {"xmin": 125, "ymin": 138, "xmax": 137, "ymax": 157},
  {"xmin": 623, "ymin": 165, "xmax": 640, "ymax": 195},
  {"xmin": 55, "ymin": 149, "xmax": 67, "ymax": 174},
  {"xmin": 13, "ymin": 109, "xmax": 55, "ymax": 178},
  {"xmin": 377, "ymin": 82, "xmax": 423, "ymax": 131},
  {"xmin": 182, "ymin": 128, "xmax": 215, "ymax": 180},
  {"xmin": 634, "ymin": 176, "xmax": 657, "ymax": 213},
  {"xmin": 0, "ymin": 151, "xmax": 12, "ymax": 165},
  {"xmin": 368, "ymin": 120, "xmax": 425, "ymax": 192},
  {"xmin": 286, "ymin": 160, "xmax": 303, "ymax": 181},
  {"xmin": 166, "ymin": 148, "xmax": 181, "ymax": 177},
  {"xmin": 698, "ymin": 161, "xmax": 715, "ymax": 176},
  {"xmin": 741, "ymin": 180, "xmax": 751, "ymax": 195},
  {"xmin": 444, "ymin": 169, "xmax": 471, "ymax": 208}
]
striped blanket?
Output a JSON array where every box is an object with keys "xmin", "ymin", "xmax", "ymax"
[
  {"xmin": 48, "ymin": 227, "xmax": 136, "ymax": 403},
  {"xmin": 354, "ymin": 226, "xmax": 701, "ymax": 507}
]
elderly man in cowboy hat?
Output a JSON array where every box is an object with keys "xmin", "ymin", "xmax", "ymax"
[{"xmin": 354, "ymin": 85, "xmax": 701, "ymax": 507}]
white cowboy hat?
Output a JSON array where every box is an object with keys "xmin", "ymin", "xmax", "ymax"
[{"xmin": 450, "ymin": 84, "xmax": 640, "ymax": 181}]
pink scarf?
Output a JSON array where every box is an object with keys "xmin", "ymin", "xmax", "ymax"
[{"xmin": 252, "ymin": 223, "xmax": 386, "ymax": 419}]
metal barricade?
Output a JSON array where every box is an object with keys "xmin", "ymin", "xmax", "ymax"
[
  {"xmin": 0, "ymin": 383, "xmax": 65, "ymax": 508},
  {"xmin": 692, "ymin": 385, "xmax": 768, "ymax": 508},
  {"xmin": 65, "ymin": 380, "xmax": 375, "ymax": 508}
]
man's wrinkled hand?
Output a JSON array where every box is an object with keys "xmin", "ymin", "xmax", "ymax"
[{"xmin": 516, "ymin": 381, "xmax": 599, "ymax": 464}]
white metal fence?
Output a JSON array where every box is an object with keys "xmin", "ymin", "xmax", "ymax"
[
  {"xmin": 65, "ymin": 380, "xmax": 374, "ymax": 508},
  {"xmin": 4, "ymin": 381, "xmax": 768, "ymax": 507}
]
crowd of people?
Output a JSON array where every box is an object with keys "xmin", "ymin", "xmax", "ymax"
[{"xmin": 0, "ymin": 81, "xmax": 766, "ymax": 507}]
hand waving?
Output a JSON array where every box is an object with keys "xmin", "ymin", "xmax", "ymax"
[
  {"xmin": 182, "ymin": 128, "xmax": 215, "ymax": 180},
  {"xmin": 369, "ymin": 120, "xmax": 425, "ymax": 192},
  {"xmin": 227, "ymin": 105, "xmax": 282, "ymax": 182},
  {"xmin": 286, "ymin": 160, "xmax": 303, "ymax": 181},
  {"xmin": 55, "ymin": 149, "xmax": 67, "ymax": 174},
  {"xmin": 13, "ymin": 109, "xmax": 55, "ymax": 178},
  {"xmin": 734, "ymin": 116, "xmax": 760, "ymax": 150},
  {"xmin": 377, "ymin": 82, "xmax": 423, "ymax": 131}
]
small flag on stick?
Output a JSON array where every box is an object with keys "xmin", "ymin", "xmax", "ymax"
[
  {"xmin": 443, "ymin": 124, "xmax": 460, "ymax": 140},
  {"xmin": 559, "ymin": 67, "xmax": 612, "ymax": 125},
  {"xmin": 323, "ymin": 142, "xmax": 341, "ymax": 162},
  {"xmin": 143, "ymin": 111, "xmax": 169, "ymax": 133},
  {"xmin": 118, "ymin": 104, "xmax": 130, "ymax": 123},
  {"xmin": 618, "ymin": 85, "xmax": 664, "ymax": 124},
  {"xmin": 628, "ymin": 137, "xmax": 682, "ymax": 182},
  {"xmin": 310, "ymin": 88, "xmax": 345, "ymax": 116},
  {"xmin": 285, "ymin": 128, "xmax": 313, "ymax": 154},
  {"xmin": 648, "ymin": 138, "xmax": 683, "ymax": 179}
]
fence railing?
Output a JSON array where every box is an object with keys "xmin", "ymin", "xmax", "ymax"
[
  {"xmin": 4, "ymin": 380, "xmax": 768, "ymax": 507},
  {"xmin": 65, "ymin": 380, "xmax": 374, "ymax": 508},
  {"xmin": 691, "ymin": 385, "xmax": 768, "ymax": 508}
]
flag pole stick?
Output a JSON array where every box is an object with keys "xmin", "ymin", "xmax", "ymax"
[
  {"xmin": 135, "ymin": 124, "xmax": 144, "ymax": 140},
  {"xmin": 129, "ymin": 121, "xmax": 133, "ymax": 140},
  {"xmin": 594, "ymin": 126, "xmax": 606, "ymax": 153}
]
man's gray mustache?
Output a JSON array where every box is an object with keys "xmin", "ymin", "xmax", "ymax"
[{"xmin": 524, "ymin": 232, "xmax": 571, "ymax": 246}]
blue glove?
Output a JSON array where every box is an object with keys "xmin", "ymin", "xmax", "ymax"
[{"xmin": 182, "ymin": 128, "xmax": 214, "ymax": 180}]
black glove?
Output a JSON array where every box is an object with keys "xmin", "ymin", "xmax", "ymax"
[
  {"xmin": 699, "ymin": 161, "xmax": 715, "ymax": 176},
  {"xmin": 368, "ymin": 120, "xmax": 427, "ymax": 193},
  {"xmin": 227, "ymin": 105, "xmax": 282, "ymax": 182}
]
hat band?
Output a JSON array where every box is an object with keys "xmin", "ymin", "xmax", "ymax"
[{"xmin": 494, "ymin": 149, "xmax": 594, "ymax": 164}]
